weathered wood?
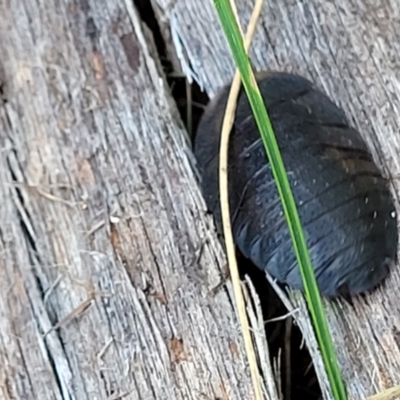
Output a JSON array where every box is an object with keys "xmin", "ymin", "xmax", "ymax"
[
  {"xmin": 151, "ymin": 0, "xmax": 400, "ymax": 399},
  {"xmin": 0, "ymin": 1, "xmax": 280, "ymax": 399}
]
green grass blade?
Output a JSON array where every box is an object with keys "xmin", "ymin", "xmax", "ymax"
[{"xmin": 212, "ymin": 1, "xmax": 347, "ymax": 399}]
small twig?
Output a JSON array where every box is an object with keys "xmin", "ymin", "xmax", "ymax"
[
  {"xmin": 10, "ymin": 182, "xmax": 81, "ymax": 207},
  {"xmin": 97, "ymin": 337, "xmax": 114, "ymax": 364},
  {"xmin": 219, "ymin": 1, "xmax": 265, "ymax": 399},
  {"xmin": 168, "ymin": 71, "xmax": 187, "ymax": 78},
  {"xmin": 36, "ymin": 187, "xmax": 77, "ymax": 207},
  {"xmin": 43, "ymin": 297, "xmax": 94, "ymax": 337},
  {"xmin": 86, "ymin": 220, "xmax": 106, "ymax": 237},
  {"xmin": 191, "ymin": 101, "xmax": 207, "ymax": 110},
  {"xmin": 207, "ymin": 267, "xmax": 230, "ymax": 297},
  {"xmin": 244, "ymin": 275, "xmax": 281, "ymax": 399},
  {"xmin": 264, "ymin": 309, "xmax": 299, "ymax": 324},
  {"xmin": 43, "ymin": 274, "xmax": 62, "ymax": 304},
  {"xmin": 367, "ymin": 385, "xmax": 400, "ymax": 400}
]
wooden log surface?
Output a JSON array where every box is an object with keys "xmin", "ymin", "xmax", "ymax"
[
  {"xmin": 151, "ymin": 0, "xmax": 400, "ymax": 399},
  {"xmin": 0, "ymin": 1, "xmax": 280, "ymax": 399}
]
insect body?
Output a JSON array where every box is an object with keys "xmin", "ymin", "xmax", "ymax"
[{"xmin": 194, "ymin": 72, "xmax": 398, "ymax": 297}]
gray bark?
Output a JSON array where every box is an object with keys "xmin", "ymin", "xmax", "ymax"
[{"xmin": 0, "ymin": 1, "xmax": 279, "ymax": 399}]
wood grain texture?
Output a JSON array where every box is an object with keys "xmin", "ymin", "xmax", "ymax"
[
  {"xmin": 151, "ymin": 0, "xmax": 400, "ymax": 399},
  {"xmin": 0, "ymin": 1, "xmax": 280, "ymax": 399}
]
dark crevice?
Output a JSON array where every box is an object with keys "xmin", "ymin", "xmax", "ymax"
[
  {"xmin": 40, "ymin": 334, "xmax": 73, "ymax": 400},
  {"xmin": 0, "ymin": 80, "xmax": 7, "ymax": 105},
  {"xmin": 7, "ymin": 154, "xmax": 38, "ymax": 254},
  {"xmin": 134, "ymin": 0, "xmax": 171, "ymax": 74},
  {"xmin": 99, "ymin": 370, "xmax": 113, "ymax": 397},
  {"xmin": 133, "ymin": 1, "xmax": 321, "ymax": 399},
  {"xmin": 6, "ymin": 151, "xmax": 72, "ymax": 400},
  {"xmin": 237, "ymin": 254, "xmax": 321, "ymax": 400},
  {"xmin": 134, "ymin": 0, "xmax": 209, "ymax": 138}
]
